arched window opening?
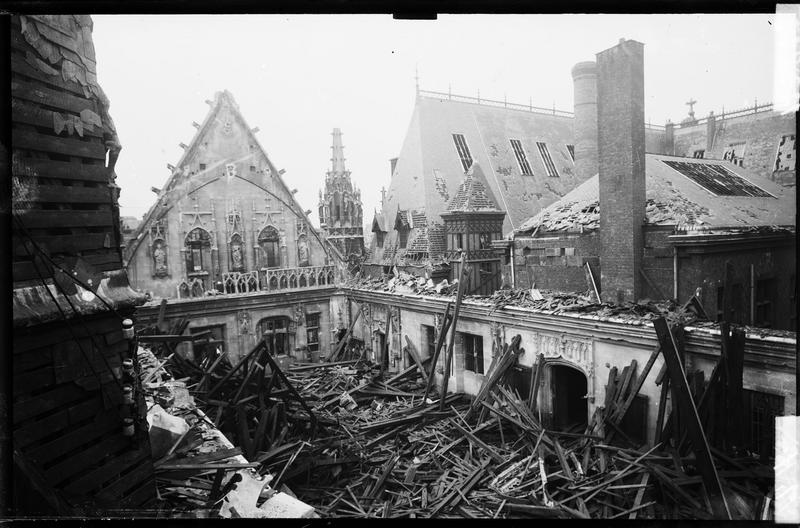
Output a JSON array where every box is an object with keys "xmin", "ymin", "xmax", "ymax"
[
  {"xmin": 258, "ymin": 226, "xmax": 280, "ymax": 268},
  {"xmin": 185, "ymin": 227, "xmax": 211, "ymax": 275}
]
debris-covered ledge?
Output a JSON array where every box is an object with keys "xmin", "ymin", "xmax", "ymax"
[
  {"xmin": 340, "ymin": 273, "xmax": 797, "ymax": 365},
  {"xmin": 13, "ymin": 269, "xmax": 145, "ymax": 327},
  {"xmin": 137, "ymin": 347, "xmax": 317, "ymax": 518}
]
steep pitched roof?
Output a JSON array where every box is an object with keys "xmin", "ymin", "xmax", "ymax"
[
  {"xmin": 124, "ymin": 90, "xmax": 341, "ymax": 265},
  {"xmin": 447, "ymin": 162, "xmax": 501, "ymax": 212},
  {"xmin": 381, "ymin": 94, "xmax": 582, "ymax": 235},
  {"xmin": 365, "ymin": 93, "xmax": 584, "ymax": 267},
  {"xmin": 515, "ymin": 154, "xmax": 796, "ymax": 235}
]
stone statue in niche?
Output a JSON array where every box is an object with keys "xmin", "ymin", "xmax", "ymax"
[
  {"xmin": 297, "ymin": 235, "xmax": 309, "ymax": 266},
  {"xmin": 231, "ymin": 240, "xmax": 244, "ymax": 271},
  {"xmin": 152, "ymin": 240, "xmax": 168, "ymax": 277}
]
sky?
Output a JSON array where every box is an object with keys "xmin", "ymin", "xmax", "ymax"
[{"xmin": 91, "ymin": 14, "xmax": 793, "ymax": 227}]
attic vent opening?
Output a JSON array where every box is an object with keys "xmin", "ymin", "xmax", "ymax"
[
  {"xmin": 452, "ymin": 134, "xmax": 473, "ymax": 172},
  {"xmin": 510, "ymin": 139, "xmax": 533, "ymax": 175},
  {"xmin": 580, "ymin": 204, "xmax": 599, "ymax": 214},
  {"xmin": 661, "ymin": 160, "xmax": 774, "ymax": 198},
  {"xmin": 723, "ymin": 142, "xmax": 746, "ymax": 167},
  {"xmin": 774, "ymin": 134, "xmax": 796, "ymax": 172},
  {"xmin": 536, "ymin": 142, "xmax": 559, "ymax": 178}
]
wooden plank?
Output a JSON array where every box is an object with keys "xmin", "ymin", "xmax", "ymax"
[
  {"xmin": 652, "ymin": 317, "xmax": 731, "ymax": 520},
  {"xmin": 14, "ymin": 395, "xmax": 103, "ymax": 448},
  {"xmin": 440, "ymin": 254, "xmax": 470, "ymax": 408},
  {"xmin": 403, "ymin": 335, "xmax": 429, "ymax": 383},
  {"xmin": 13, "ymin": 382, "xmax": 89, "ymax": 424},
  {"xmin": 68, "ymin": 447, "xmax": 152, "ymax": 496},
  {"xmin": 12, "ymin": 100, "xmax": 104, "ymax": 138},
  {"xmin": 14, "ymin": 209, "xmax": 113, "ymax": 229},
  {"xmin": 421, "ymin": 302, "xmax": 452, "ymax": 404},
  {"xmin": 104, "ymin": 465, "xmax": 156, "ymax": 505},
  {"xmin": 13, "ymin": 367, "xmax": 55, "ymax": 396},
  {"xmin": 13, "ymin": 127, "xmax": 106, "ymax": 160},
  {"xmin": 26, "ymin": 411, "xmax": 120, "ymax": 466},
  {"xmin": 45, "ymin": 434, "xmax": 131, "ymax": 485},
  {"xmin": 10, "ymin": 50, "xmax": 88, "ymax": 97},
  {"xmin": 628, "ymin": 472, "xmax": 651, "ymax": 519},
  {"xmin": 13, "ymin": 233, "xmax": 111, "ymax": 258},
  {"xmin": 528, "ymin": 353, "xmax": 545, "ymax": 411},
  {"xmin": 13, "ymin": 157, "xmax": 109, "ymax": 183},
  {"xmin": 11, "ymin": 77, "xmax": 98, "ymax": 116},
  {"xmin": 449, "ymin": 420, "xmax": 504, "ymax": 464},
  {"xmin": 30, "ymin": 183, "xmax": 112, "ymax": 204},
  {"xmin": 325, "ymin": 306, "xmax": 363, "ymax": 362}
]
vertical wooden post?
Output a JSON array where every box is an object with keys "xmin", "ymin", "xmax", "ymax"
[
  {"xmin": 440, "ymin": 254, "xmax": 470, "ymax": 409},
  {"xmin": 653, "ymin": 317, "xmax": 731, "ymax": 519}
]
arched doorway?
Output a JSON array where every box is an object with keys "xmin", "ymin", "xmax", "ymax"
[{"xmin": 549, "ymin": 364, "xmax": 588, "ymax": 432}]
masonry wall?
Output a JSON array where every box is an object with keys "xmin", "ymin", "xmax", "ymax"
[
  {"xmin": 134, "ymin": 291, "xmax": 337, "ymax": 363},
  {"xmin": 672, "ymin": 110, "xmax": 796, "ymax": 186},
  {"xmin": 511, "ymin": 232, "xmax": 601, "ymax": 292},
  {"xmin": 345, "ymin": 290, "xmax": 796, "ymax": 452},
  {"xmin": 676, "ymin": 237, "xmax": 796, "ymax": 331}
]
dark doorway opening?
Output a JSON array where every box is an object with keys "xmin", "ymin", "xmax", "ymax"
[
  {"xmin": 551, "ymin": 364, "xmax": 588, "ymax": 432},
  {"xmin": 374, "ymin": 331, "xmax": 386, "ymax": 366}
]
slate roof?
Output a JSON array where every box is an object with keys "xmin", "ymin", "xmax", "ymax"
[
  {"xmin": 447, "ymin": 162, "xmax": 501, "ymax": 212},
  {"xmin": 366, "ymin": 92, "xmax": 586, "ymax": 268},
  {"xmin": 515, "ymin": 154, "xmax": 796, "ymax": 235}
]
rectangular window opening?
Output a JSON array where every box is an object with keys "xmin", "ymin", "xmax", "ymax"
[
  {"xmin": 510, "ymin": 139, "xmax": 534, "ymax": 175},
  {"xmin": 536, "ymin": 142, "xmax": 559, "ymax": 177},
  {"xmin": 452, "ymin": 134, "xmax": 473, "ymax": 172},
  {"xmin": 461, "ymin": 333, "xmax": 484, "ymax": 374}
]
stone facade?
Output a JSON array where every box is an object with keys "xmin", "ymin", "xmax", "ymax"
[
  {"xmin": 124, "ymin": 91, "xmax": 337, "ymax": 300},
  {"xmin": 338, "ymin": 288, "xmax": 796, "ymax": 446}
]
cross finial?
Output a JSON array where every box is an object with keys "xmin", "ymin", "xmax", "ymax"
[
  {"xmin": 380, "ymin": 186, "xmax": 386, "ymax": 204},
  {"xmin": 686, "ymin": 98, "xmax": 697, "ymax": 118},
  {"xmin": 415, "ymin": 64, "xmax": 420, "ymax": 95}
]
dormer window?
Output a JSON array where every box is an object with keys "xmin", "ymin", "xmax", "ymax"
[
  {"xmin": 452, "ymin": 134, "xmax": 473, "ymax": 172},
  {"xmin": 376, "ymin": 231, "xmax": 385, "ymax": 247},
  {"xmin": 510, "ymin": 139, "xmax": 533, "ymax": 175},
  {"xmin": 536, "ymin": 142, "xmax": 559, "ymax": 177},
  {"xmin": 398, "ymin": 229, "xmax": 409, "ymax": 249}
]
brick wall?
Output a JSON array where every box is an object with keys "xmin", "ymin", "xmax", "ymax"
[
  {"xmin": 512, "ymin": 233, "xmax": 601, "ymax": 292},
  {"xmin": 597, "ymin": 39, "xmax": 646, "ymax": 303}
]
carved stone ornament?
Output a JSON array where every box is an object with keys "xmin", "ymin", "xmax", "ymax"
[
  {"xmin": 536, "ymin": 332, "xmax": 595, "ymax": 399},
  {"xmin": 237, "ymin": 310, "xmax": 251, "ymax": 335}
]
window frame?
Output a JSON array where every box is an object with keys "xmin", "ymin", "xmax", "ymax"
[
  {"xmin": 306, "ymin": 312, "xmax": 321, "ymax": 352},
  {"xmin": 461, "ymin": 332, "xmax": 484, "ymax": 374},
  {"xmin": 536, "ymin": 142, "xmax": 560, "ymax": 178},
  {"xmin": 452, "ymin": 133, "xmax": 474, "ymax": 172},
  {"xmin": 510, "ymin": 139, "xmax": 534, "ymax": 175}
]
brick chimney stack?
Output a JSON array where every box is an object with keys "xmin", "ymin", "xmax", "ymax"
[
  {"xmin": 596, "ymin": 38, "xmax": 646, "ymax": 303},
  {"xmin": 571, "ymin": 61, "xmax": 598, "ymax": 181}
]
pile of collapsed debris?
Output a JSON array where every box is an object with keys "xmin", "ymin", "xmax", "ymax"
[
  {"xmin": 132, "ymin": 311, "xmax": 775, "ymax": 519},
  {"xmin": 345, "ymin": 272, "xmax": 702, "ymax": 326}
]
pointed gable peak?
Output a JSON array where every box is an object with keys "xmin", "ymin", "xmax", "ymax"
[
  {"xmin": 214, "ymin": 89, "xmax": 239, "ymax": 110},
  {"xmin": 447, "ymin": 161, "xmax": 501, "ymax": 212}
]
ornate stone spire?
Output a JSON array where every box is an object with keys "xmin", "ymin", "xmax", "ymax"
[{"xmin": 331, "ymin": 128, "xmax": 346, "ymax": 174}]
